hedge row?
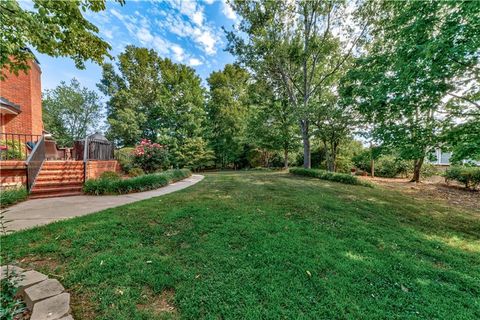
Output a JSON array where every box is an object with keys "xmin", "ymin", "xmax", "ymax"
[
  {"xmin": 0, "ymin": 187, "xmax": 28, "ymax": 208},
  {"xmin": 290, "ymin": 168, "xmax": 373, "ymax": 187},
  {"xmin": 83, "ymin": 169, "xmax": 192, "ymax": 195},
  {"xmin": 444, "ymin": 166, "xmax": 480, "ymax": 190}
]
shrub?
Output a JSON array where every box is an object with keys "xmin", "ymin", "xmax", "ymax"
[
  {"xmin": 444, "ymin": 166, "xmax": 480, "ymax": 190},
  {"xmin": 289, "ymin": 168, "xmax": 373, "ymax": 187},
  {"xmin": 99, "ymin": 171, "xmax": 121, "ymax": 180},
  {"xmin": 132, "ymin": 139, "xmax": 169, "ymax": 173},
  {"xmin": 128, "ymin": 167, "xmax": 145, "ymax": 177},
  {"xmin": 353, "ymin": 152, "xmax": 438, "ymax": 179},
  {"xmin": 352, "ymin": 153, "xmax": 408, "ymax": 178},
  {"xmin": 115, "ymin": 147, "xmax": 135, "ymax": 173},
  {"xmin": 0, "ymin": 140, "xmax": 26, "ymax": 160},
  {"xmin": 0, "ymin": 264, "xmax": 26, "ymax": 319},
  {"xmin": 0, "ymin": 187, "xmax": 28, "ymax": 208},
  {"xmin": 415, "ymin": 162, "xmax": 438, "ymax": 178},
  {"xmin": 375, "ymin": 156, "xmax": 409, "ymax": 178},
  {"xmin": 84, "ymin": 169, "xmax": 191, "ymax": 195}
]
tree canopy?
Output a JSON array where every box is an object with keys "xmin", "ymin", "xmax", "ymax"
[
  {"xmin": 341, "ymin": 0, "xmax": 480, "ymax": 181},
  {"xmin": 99, "ymin": 46, "xmax": 211, "ymax": 169},
  {"xmin": 0, "ymin": 0, "xmax": 124, "ymax": 79},
  {"xmin": 43, "ymin": 78, "xmax": 102, "ymax": 147}
]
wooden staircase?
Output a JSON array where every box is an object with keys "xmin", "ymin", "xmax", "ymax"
[{"xmin": 30, "ymin": 161, "xmax": 84, "ymax": 199}]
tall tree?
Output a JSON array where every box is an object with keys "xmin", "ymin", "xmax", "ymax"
[
  {"xmin": 247, "ymin": 80, "xmax": 298, "ymax": 168},
  {"xmin": 342, "ymin": 0, "xmax": 479, "ymax": 181},
  {"xmin": 43, "ymin": 78, "xmax": 102, "ymax": 147},
  {"xmin": 226, "ymin": 0, "xmax": 366, "ymax": 168},
  {"xmin": 0, "ymin": 0, "xmax": 124, "ymax": 78},
  {"xmin": 99, "ymin": 46, "xmax": 210, "ymax": 168},
  {"xmin": 98, "ymin": 46, "xmax": 163, "ymax": 146},
  {"xmin": 206, "ymin": 64, "xmax": 251, "ymax": 168},
  {"xmin": 314, "ymin": 93, "xmax": 357, "ymax": 172}
]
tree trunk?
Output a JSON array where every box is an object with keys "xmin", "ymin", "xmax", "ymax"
[
  {"xmin": 284, "ymin": 148, "xmax": 289, "ymax": 169},
  {"xmin": 301, "ymin": 120, "xmax": 311, "ymax": 168},
  {"xmin": 411, "ymin": 157, "xmax": 424, "ymax": 183},
  {"xmin": 371, "ymin": 158, "xmax": 375, "ymax": 177}
]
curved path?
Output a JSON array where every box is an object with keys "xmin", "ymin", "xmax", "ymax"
[{"xmin": 4, "ymin": 174, "xmax": 204, "ymax": 232}]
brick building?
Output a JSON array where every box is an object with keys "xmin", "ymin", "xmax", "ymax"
[{"xmin": 0, "ymin": 58, "xmax": 43, "ymax": 136}]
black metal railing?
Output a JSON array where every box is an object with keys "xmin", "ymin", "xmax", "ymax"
[
  {"xmin": 0, "ymin": 133, "xmax": 43, "ymax": 160},
  {"xmin": 26, "ymin": 135, "xmax": 46, "ymax": 192}
]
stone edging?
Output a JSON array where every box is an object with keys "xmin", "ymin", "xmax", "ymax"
[{"xmin": 0, "ymin": 265, "xmax": 73, "ymax": 320}]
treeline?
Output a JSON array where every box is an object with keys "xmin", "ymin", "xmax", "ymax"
[
  {"xmin": 96, "ymin": 46, "xmax": 299, "ymax": 171},
  {"xmin": 41, "ymin": 0, "xmax": 479, "ymax": 182}
]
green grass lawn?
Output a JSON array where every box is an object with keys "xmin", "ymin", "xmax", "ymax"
[{"xmin": 2, "ymin": 172, "xmax": 479, "ymax": 319}]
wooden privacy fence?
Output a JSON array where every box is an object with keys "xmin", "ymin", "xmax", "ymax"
[{"xmin": 73, "ymin": 138, "xmax": 114, "ymax": 161}]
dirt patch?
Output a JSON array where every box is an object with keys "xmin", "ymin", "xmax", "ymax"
[
  {"xmin": 362, "ymin": 176, "xmax": 480, "ymax": 214},
  {"xmin": 137, "ymin": 287, "xmax": 177, "ymax": 317},
  {"xmin": 70, "ymin": 289, "xmax": 97, "ymax": 320},
  {"xmin": 18, "ymin": 255, "xmax": 62, "ymax": 276}
]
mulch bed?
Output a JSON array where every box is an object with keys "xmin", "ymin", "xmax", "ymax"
[{"xmin": 362, "ymin": 176, "xmax": 480, "ymax": 214}]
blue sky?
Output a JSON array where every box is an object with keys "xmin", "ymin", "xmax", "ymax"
[{"xmin": 24, "ymin": 0, "xmax": 238, "ymax": 93}]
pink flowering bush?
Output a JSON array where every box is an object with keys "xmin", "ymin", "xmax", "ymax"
[{"xmin": 132, "ymin": 139, "xmax": 170, "ymax": 173}]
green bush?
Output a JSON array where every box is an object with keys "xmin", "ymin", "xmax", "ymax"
[
  {"xmin": 444, "ymin": 166, "xmax": 480, "ymax": 190},
  {"xmin": 84, "ymin": 169, "xmax": 191, "ymax": 195},
  {"xmin": 375, "ymin": 156, "xmax": 409, "ymax": 178},
  {"xmin": 0, "ymin": 264, "xmax": 26, "ymax": 318},
  {"xmin": 0, "ymin": 187, "xmax": 28, "ymax": 208},
  {"xmin": 99, "ymin": 171, "xmax": 121, "ymax": 180},
  {"xmin": 128, "ymin": 167, "xmax": 145, "ymax": 177},
  {"xmin": 115, "ymin": 147, "xmax": 135, "ymax": 173},
  {"xmin": 0, "ymin": 140, "xmax": 26, "ymax": 160},
  {"xmin": 408, "ymin": 162, "xmax": 438, "ymax": 178},
  {"xmin": 353, "ymin": 152, "xmax": 408, "ymax": 177},
  {"xmin": 289, "ymin": 168, "xmax": 373, "ymax": 187},
  {"xmin": 133, "ymin": 139, "xmax": 170, "ymax": 173},
  {"xmin": 353, "ymin": 152, "xmax": 437, "ymax": 179}
]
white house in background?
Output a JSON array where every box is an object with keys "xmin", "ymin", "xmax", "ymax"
[
  {"xmin": 432, "ymin": 148, "xmax": 452, "ymax": 166},
  {"xmin": 430, "ymin": 148, "xmax": 480, "ymax": 166}
]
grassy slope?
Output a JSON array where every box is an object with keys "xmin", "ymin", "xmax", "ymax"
[{"xmin": 2, "ymin": 172, "xmax": 479, "ymax": 319}]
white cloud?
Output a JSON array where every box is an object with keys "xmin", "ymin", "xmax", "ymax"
[
  {"xmin": 137, "ymin": 27, "xmax": 154, "ymax": 43},
  {"xmin": 192, "ymin": 11, "xmax": 204, "ymax": 26},
  {"xmin": 154, "ymin": 3, "xmax": 222, "ymax": 56},
  {"xmin": 195, "ymin": 30, "xmax": 217, "ymax": 55},
  {"xmin": 188, "ymin": 58, "xmax": 203, "ymax": 66},
  {"xmin": 152, "ymin": 37, "xmax": 170, "ymax": 55},
  {"xmin": 171, "ymin": 45, "xmax": 185, "ymax": 62},
  {"xmin": 222, "ymin": 0, "xmax": 238, "ymax": 21},
  {"xmin": 204, "ymin": 0, "xmax": 215, "ymax": 4}
]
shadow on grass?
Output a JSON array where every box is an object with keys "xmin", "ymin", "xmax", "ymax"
[{"xmin": 1, "ymin": 171, "xmax": 479, "ymax": 319}]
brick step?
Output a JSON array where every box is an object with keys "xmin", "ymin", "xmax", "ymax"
[
  {"xmin": 31, "ymin": 184, "xmax": 83, "ymax": 193},
  {"xmin": 33, "ymin": 181, "xmax": 83, "ymax": 188},
  {"xmin": 36, "ymin": 175, "xmax": 84, "ymax": 182},
  {"xmin": 43, "ymin": 161, "xmax": 82, "ymax": 164},
  {"xmin": 40, "ymin": 166, "xmax": 84, "ymax": 171},
  {"xmin": 42, "ymin": 161, "xmax": 83, "ymax": 165},
  {"xmin": 37, "ymin": 170, "xmax": 83, "ymax": 176},
  {"xmin": 29, "ymin": 191, "xmax": 83, "ymax": 199}
]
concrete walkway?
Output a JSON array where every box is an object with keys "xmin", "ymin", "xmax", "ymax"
[{"xmin": 4, "ymin": 174, "xmax": 204, "ymax": 232}]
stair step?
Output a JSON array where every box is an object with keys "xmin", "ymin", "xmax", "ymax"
[
  {"xmin": 37, "ymin": 170, "xmax": 83, "ymax": 176},
  {"xmin": 29, "ymin": 191, "xmax": 83, "ymax": 199},
  {"xmin": 36, "ymin": 175, "xmax": 83, "ymax": 182},
  {"xmin": 29, "ymin": 161, "xmax": 86, "ymax": 199},
  {"xmin": 31, "ymin": 185, "xmax": 83, "ymax": 194},
  {"xmin": 33, "ymin": 181, "xmax": 83, "ymax": 188}
]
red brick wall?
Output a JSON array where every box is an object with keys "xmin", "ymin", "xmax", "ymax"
[
  {"xmin": 87, "ymin": 160, "xmax": 121, "ymax": 179},
  {"xmin": 0, "ymin": 60, "xmax": 43, "ymax": 135},
  {"xmin": 0, "ymin": 161, "xmax": 26, "ymax": 187}
]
